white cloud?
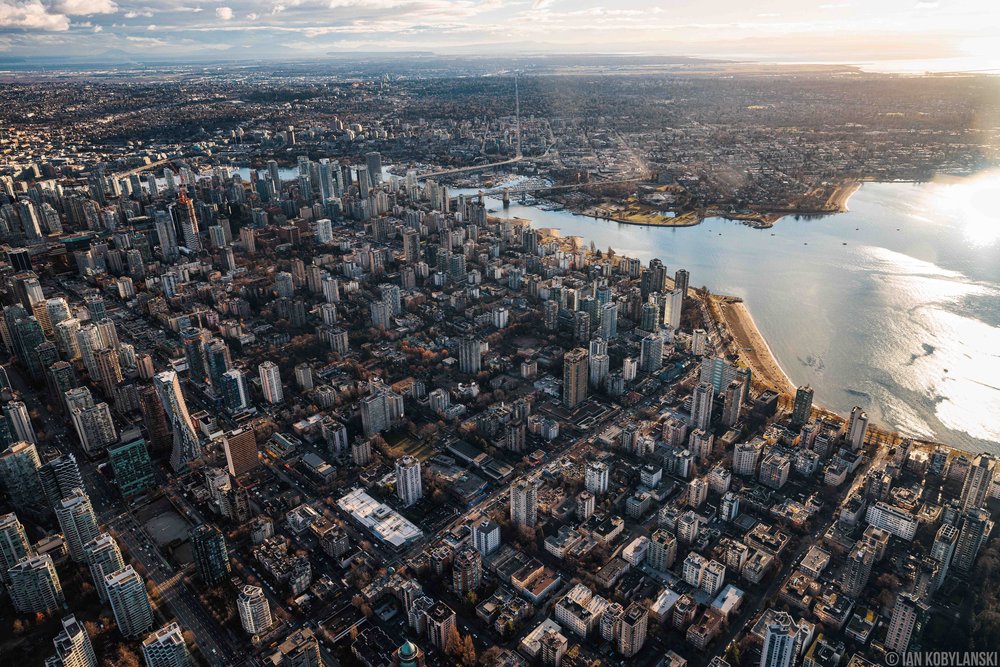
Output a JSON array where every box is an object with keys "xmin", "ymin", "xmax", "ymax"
[
  {"xmin": 53, "ymin": 0, "xmax": 118, "ymax": 15},
  {"xmin": 0, "ymin": 1, "xmax": 71, "ymax": 30},
  {"xmin": 124, "ymin": 8, "xmax": 153, "ymax": 18},
  {"xmin": 216, "ymin": 5, "xmax": 233, "ymax": 19},
  {"xmin": 126, "ymin": 34, "xmax": 169, "ymax": 46},
  {"xmin": 246, "ymin": 11, "xmax": 258, "ymax": 19}
]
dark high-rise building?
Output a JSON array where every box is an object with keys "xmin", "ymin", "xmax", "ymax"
[
  {"xmin": 953, "ymin": 507, "xmax": 992, "ymax": 572},
  {"xmin": 47, "ymin": 361, "xmax": 78, "ymax": 411},
  {"xmin": 563, "ymin": 348, "xmax": 589, "ymax": 408},
  {"xmin": 38, "ymin": 453, "xmax": 84, "ymax": 510},
  {"xmin": 138, "ymin": 384, "xmax": 171, "ymax": 452},
  {"xmin": 792, "ymin": 386, "xmax": 814, "ymax": 427},
  {"xmin": 94, "ymin": 347, "xmax": 123, "ymax": 397},
  {"xmin": 180, "ymin": 327, "xmax": 208, "ymax": 384},
  {"xmin": 366, "ymin": 152, "xmax": 383, "ymax": 184},
  {"xmin": 451, "ymin": 546, "xmax": 482, "ymax": 597},
  {"xmin": 640, "ymin": 259, "xmax": 667, "ymax": 299},
  {"xmin": 220, "ymin": 369, "xmax": 250, "ymax": 413},
  {"xmin": 204, "ymin": 338, "xmax": 232, "ymax": 389},
  {"xmin": 83, "ymin": 293, "xmax": 106, "ymax": 323},
  {"xmin": 13, "ymin": 316, "xmax": 47, "ymax": 376},
  {"xmin": 674, "ymin": 268, "xmax": 690, "ymax": 298},
  {"xmin": 223, "ymin": 427, "xmax": 259, "ymax": 478},
  {"xmin": 721, "ymin": 379, "xmax": 744, "ymax": 428},
  {"xmin": 190, "ymin": 524, "xmax": 230, "ymax": 586},
  {"xmin": 0, "ymin": 441, "xmax": 45, "ymax": 516},
  {"xmin": 107, "ymin": 434, "xmax": 155, "ymax": 498},
  {"xmin": 458, "ymin": 336, "xmax": 482, "ymax": 375},
  {"xmin": 7, "ymin": 248, "xmax": 32, "ymax": 272},
  {"xmin": 842, "ymin": 544, "xmax": 874, "ymax": 597}
]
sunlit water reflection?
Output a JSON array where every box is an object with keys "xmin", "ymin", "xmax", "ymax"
[{"xmin": 452, "ymin": 173, "xmax": 1000, "ymax": 453}]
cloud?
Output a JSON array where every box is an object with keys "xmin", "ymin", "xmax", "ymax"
[
  {"xmin": 126, "ymin": 34, "xmax": 169, "ymax": 46},
  {"xmin": 532, "ymin": 0, "xmax": 553, "ymax": 8},
  {"xmin": 0, "ymin": 1, "xmax": 71, "ymax": 30},
  {"xmin": 216, "ymin": 5, "xmax": 233, "ymax": 19},
  {"xmin": 124, "ymin": 8, "xmax": 153, "ymax": 18},
  {"xmin": 52, "ymin": 0, "xmax": 117, "ymax": 14}
]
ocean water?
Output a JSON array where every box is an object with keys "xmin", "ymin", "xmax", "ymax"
[{"xmin": 462, "ymin": 175, "xmax": 1000, "ymax": 454}]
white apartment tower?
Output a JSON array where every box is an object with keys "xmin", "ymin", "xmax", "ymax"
[
  {"xmin": 760, "ymin": 612, "xmax": 798, "ymax": 667},
  {"xmin": 237, "ymin": 585, "xmax": 273, "ymax": 635},
  {"xmin": 258, "ymin": 361, "xmax": 283, "ymax": 404},
  {"xmin": 142, "ymin": 623, "xmax": 192, "ymax": 667},
  {"xmin": 885, "ymin": 593, "xmax": 928, "ymax": 653},
  {"xmin": 846, "ymin": 406, "xmax": 869, "ymax": 450},
  {"xmin": 690, "ymin": 382, "xmax": 714, "ymax": 431},
  {"xmin": 55, "ymin": 489, "xmax": 100, "ymax": 563},
  {"xmin": 85, "ymin": 533, "xmax": 125, "ymax": 603},
  {"xmin": 47, "ymin": 614, "xmax": 98, "ymax": 667},
  {"xmin": 395, "ymin": 456, "xmax": 423, "ymax": 506},
  {"xmin": 106, "ymin": 566, "xmax": 154, "ymax": 638},
  {"xmin": 585, "ymin": 461, "xmax": 610, "ymax": 495}
]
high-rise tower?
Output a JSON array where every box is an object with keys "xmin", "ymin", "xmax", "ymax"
[{"xmin": 154, "ymin": 371, "xmax": 201, "ymax": 472}]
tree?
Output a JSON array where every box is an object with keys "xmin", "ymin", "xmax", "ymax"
[
  {"xmin": 446, "ymin": 624, "xmax": 463, "ymax": 656},
  {"xmin": 102, "ymin": 643, "xmax": 141, "ymax": 667},
  {"xmin": 461, "ymin": 634, "xmax": 477, "ymax": 667}
]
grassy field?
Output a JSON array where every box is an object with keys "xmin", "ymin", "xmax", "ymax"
[{"xmin": 383, "ymin": 433, "xmax": 437, "ymax": 461}]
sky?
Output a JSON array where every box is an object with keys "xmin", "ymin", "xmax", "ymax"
[{"xmin": 1, "ymin": 0, "xmax": 999, "ymax": 70}]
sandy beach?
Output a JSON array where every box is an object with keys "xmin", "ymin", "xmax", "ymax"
[
  {"xmin": 825, "ymin": 181, "xmax": 862, "ymax": 211},
  {"xmin": 713, "ymin": 296, "xmax": 797, "ymax": 399}
]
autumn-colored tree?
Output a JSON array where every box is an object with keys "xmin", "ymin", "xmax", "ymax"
[
  {"xmin": 84, "ymin": 620, "xmax": 101, "ymax": 638},
  {"xmin": 446, "ymin": 624, "xmax": 463, "ymax": 656},
  {"xmin": 461, "ymin": 634, "xmax": 477, "ymax": 667},
  {"xmin": 102, "ymin": 643, "xmax": 141, "ymax": 667}
]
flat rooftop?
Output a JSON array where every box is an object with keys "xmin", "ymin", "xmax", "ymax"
[{"xmin": 337, "ymin": 488, "xmax": 423, "ymax": 548}]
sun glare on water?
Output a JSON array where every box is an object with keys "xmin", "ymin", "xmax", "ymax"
[{"xmin": 928, "ymin": 171, "xmax": 1000, "ymax": 248}]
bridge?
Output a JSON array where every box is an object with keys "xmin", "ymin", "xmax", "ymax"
[
  {"xmin": 112, "ymin": 158, "xmax": 173, "ymax": 179},
  {"xmin": 473, "ymin": 176, "xmax": 644, "ymax": 198},
  {"xmin": 416, "ymin": 154, "xmax": 524, "ymax": 179}
]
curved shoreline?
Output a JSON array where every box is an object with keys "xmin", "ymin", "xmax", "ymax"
[
  {"xmin": 713, "ymin": 297, "xmax": 797, "ymax": 398},
  {"xmin": 476, "ymin": 175, "xmax": 986, "ymax": 453}
]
